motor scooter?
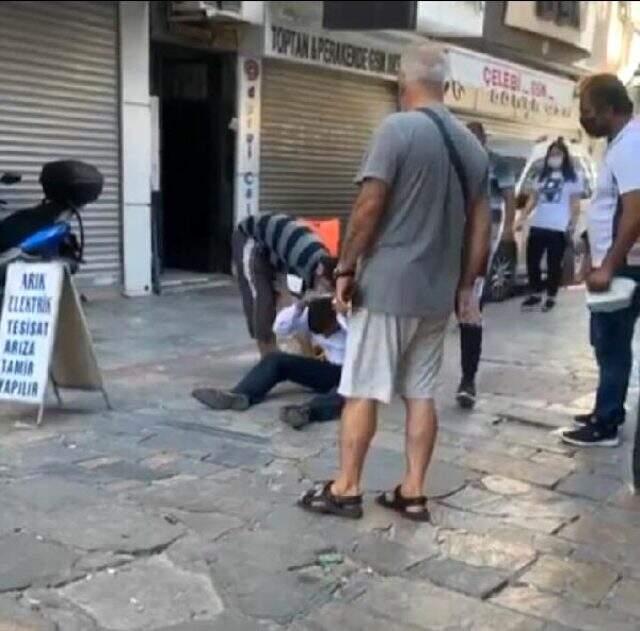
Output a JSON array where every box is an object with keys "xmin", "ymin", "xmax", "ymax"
[{"xmin": 0, "ymin": 160, "xmax": 103, "ymax": 303}]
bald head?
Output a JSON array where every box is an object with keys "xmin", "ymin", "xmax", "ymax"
[{"xmin": 398, "ymin": 44, "xmax": 450, "ymax": 111}]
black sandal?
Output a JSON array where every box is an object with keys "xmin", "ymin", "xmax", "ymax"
[
  {"xmin": 298, "ymin": 481, "xmax": 363, "ymax": 520},
  {"xmin": 376, "ymin": 485, "xmax": 431, "ymax": 522}
]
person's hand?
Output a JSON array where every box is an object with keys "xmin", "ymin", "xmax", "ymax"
[
  {"xmin": 334, "ymin": 275, "xmax": 355, "ymax": 313},
  {"xmin": 457, "ymin": 285, "xmax": 481, "ymax": 325},
  {"xmin": 586, "ymin": 265, "xmax": 613, "ymax": 293}
]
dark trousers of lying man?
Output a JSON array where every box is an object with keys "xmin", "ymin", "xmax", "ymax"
[{"xmin": 193, "ymin": 298, "xmax": 346, "ymax": 429}]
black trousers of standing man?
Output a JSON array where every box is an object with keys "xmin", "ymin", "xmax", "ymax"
[{"xmin": 526, "ymin": 227, "xmax": 566, "ymax": 297}]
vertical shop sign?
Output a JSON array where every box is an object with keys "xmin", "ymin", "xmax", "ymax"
[{"xmin": 235, "ymin": 56, "xmax": 262, "ymax": 222}]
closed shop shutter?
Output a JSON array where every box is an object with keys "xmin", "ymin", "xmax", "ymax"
[
  {"xmin": 260, "ymin": 60, "xmax": 395, "ymax": 221},
  {"xmin": 0, "ymin": 1, "xmax": 120, "ymax": 286}
]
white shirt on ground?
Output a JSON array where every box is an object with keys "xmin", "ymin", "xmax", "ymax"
[
  {"xmin": 588, "ymin": 118, "xmax": 640, "ymax": 267},
  {"xmin": 273, "ymin": 304, "xmax": 347, "ymax": 366},
  {"xmin": 530, "ymin": 172, "xmax": 583, "ymax": 232}
]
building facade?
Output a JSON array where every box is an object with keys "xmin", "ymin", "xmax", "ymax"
[{"xmin": 1, "ymin": 1, "xmax": 638, "ymax": 296}]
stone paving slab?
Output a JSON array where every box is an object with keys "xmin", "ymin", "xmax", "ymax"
[
  {"xmin": 459, "ymin": 450, "xmax": 570, "ymax": 488},
  {"xmin": 354, "ymin": 577, "xmax": 546, "ymax": 630},
  {"xmin": 348, "ymin": 532, "xmax": 434, "ymax": 576},
  {"xmin": 437, "ymin": 530, "xmax": 537, "ymax": 571},
  {"xmin": 290, "ymin": 601, "xmax": 424, "ymax": 631},
  {"xmin": 59, "ymin": 555, "xmax": 223, "ymax": 630},
  {"xmin": 0, "ymin": 533, "xmax": 78, "ymax": 592},
  {"xmin": 31, "ymin": 501, "xmax": 185, "ymax": 553},
  {"xmin": 492, "ymin": 585, "xmax": 639, "ymax": 631},
  {"xmin": 0, "ymin": 595, "xmax": 57, "ymax": 631},
  {"xmin": 556, "ymin": 472, "xmax": 625, "ymax": 502},
  {"xmin": 606, "ymin": 578, "xmax": 640, "ymax": 619},
  {"xmin": 519, "ymin": 555, "xmax": 619, "ymax": 606},
  {"xmin": 408, "ymin": 557, "xmax": 509, "ymax": 599}
]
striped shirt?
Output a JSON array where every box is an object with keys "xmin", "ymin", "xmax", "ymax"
[{"xmin": 238, "ymin": 213, "xmax": 328, "ymax": 285}]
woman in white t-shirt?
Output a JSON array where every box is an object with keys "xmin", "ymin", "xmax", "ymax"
[{"xmin": 519, "ymin": 138, "xmax": 583, "ymax": 312}]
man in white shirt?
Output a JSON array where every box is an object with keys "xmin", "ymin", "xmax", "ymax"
[
  {"xmin": 561, "ymin": 74, "xmax": 640, "ymax": 448},
  {"xmin": 192, "ymin": 297, "xmax": 346, "ymax": 429}
]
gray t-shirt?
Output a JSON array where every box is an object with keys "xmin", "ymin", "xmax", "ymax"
[{"xmin": 355, "ymin": 105, "xmax": 489, "ymax": 318}]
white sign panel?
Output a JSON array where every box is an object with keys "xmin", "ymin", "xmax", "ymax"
[
  {"xmin": 447, "ymin": 46, "xmax": 576, "ymax": 108},
  {"xmin": 235, "ymin": 56, "xmax": 262, "ymax": 222},
  {"xmin": 265, "ymin": 23, "xmax": 576, "ymax": 110},
  {"xmin": 0, "ymin": 262, "xmax": 63, "ymax": 405},
  {"xmin": 265, "ymin": 24, "xmax": 401, "ymax": 80}
]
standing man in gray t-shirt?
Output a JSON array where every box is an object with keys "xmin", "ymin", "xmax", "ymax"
[{"xmin": 299, "ymin": 45, "xmax": 491, "ymax": 521}]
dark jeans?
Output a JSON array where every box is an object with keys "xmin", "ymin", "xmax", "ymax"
[
  {"xmin": 527, "ymin": 227, "xmax": 566, "ymax": 297},
  {"xmin": 590, "ymin": 286, "xmax": 640, "ymax": 429},
  {"xmin": 460, "ymin": 323, "xmax": 482, "ymax": 384},
  {"xmin": 460, "ymin": 288, "xmax": 484, "ymax": 384},
  {"xmin": 232, "ymin": 352, "xmax": 343, "ymax": 422}
]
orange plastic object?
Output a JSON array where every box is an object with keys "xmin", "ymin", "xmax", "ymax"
[{"xmin": 300, "ymin": 218, "xmax": 341, "ymax": 257}]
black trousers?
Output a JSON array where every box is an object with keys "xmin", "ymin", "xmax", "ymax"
[
  {"xmin": 231, "ymin": 230, "xmax": 277, "ymax": 343},
  {"xmin": 460, "ymin": 323, "xmax": 483, "ymax": 384},
  {"xmin": 526, "ymin": 227, "xmax": 566, "ymax": 298},
  {"xmin": 232, "ymin": 352, "xmax": 343, "ymax": 422}
]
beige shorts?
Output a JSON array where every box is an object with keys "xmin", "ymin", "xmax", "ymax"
[{"xmin": 339, "ymin": 308, "xmax": 449, "ymax": 404}]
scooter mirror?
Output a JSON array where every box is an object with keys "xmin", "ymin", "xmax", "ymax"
[{"xmin": 1, "ymin": 173, "xmax": 21, "ymax": 185}]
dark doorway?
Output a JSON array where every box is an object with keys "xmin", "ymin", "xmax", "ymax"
[{"xmin": 152, "ymin": 45, "xmax": 236, "ymax": 277}]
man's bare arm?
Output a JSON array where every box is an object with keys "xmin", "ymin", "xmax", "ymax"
[
  {"xmin": 501, "ymin": 187, "xmax": 516, "ymax": 240},
  {"xmin": 601, "ymin": 190, "xmax": 640, "ymax": 273},
  {"xmin": 459, "ymin": 195, "xmax": 491, "ymax": 288},
  {"xmin": 338, "ymin": 179, "xmax": 388, "ymax": 271}
]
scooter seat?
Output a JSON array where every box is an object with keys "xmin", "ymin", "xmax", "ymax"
[{"xmin": 0, "ymin": 201, "xmax": 65, "ymax": 254}]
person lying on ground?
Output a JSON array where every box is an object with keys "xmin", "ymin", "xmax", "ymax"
[
  {"xmin": 232, "ymin": 213, "xmax": 337, "ymax": 357},
  {"xmin": 192, "ymin": 297, "xmax": 346, "ymax": 430}
]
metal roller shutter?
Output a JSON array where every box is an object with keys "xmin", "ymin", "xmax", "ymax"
[
  {"xmin": 454, "ymin": 111, "xmax": 579, "ymax": 144},
  {"xmin": 0, "ymin": 1, "xmax": 120, "ymax": 286},
  {"xmin": 261, "ymin": 60, "xmax": 395, "ymax": 220}
]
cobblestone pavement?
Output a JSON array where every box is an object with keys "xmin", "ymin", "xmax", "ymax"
[{"xmin": 1, "ymin": 285, "xmax": 640, "ymax": 630}]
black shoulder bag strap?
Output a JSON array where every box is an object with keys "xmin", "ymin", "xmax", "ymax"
[{"xmin": 419, "ymin": 107, "xmax": 470, "ymax": 214}]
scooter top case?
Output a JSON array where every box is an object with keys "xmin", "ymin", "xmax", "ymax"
[{"xmin": 0, "ymin": 160, "xmax": 102, "ymax": 255}]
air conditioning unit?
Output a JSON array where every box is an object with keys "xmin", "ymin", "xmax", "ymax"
[{"xmin": 170, "ymin": 1, "xmax": 263, "ymax": 24}]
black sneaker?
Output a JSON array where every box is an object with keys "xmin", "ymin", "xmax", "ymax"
[
  {"xmin": 192, "ymin": 388, "xmax": 250, "ymax": 411},
  {"xmin": 542, "ymin": 298, "xmax": 556, "ymax": 312},
  {"xmin": 560, "ymin": 424, "xmax": 620, "ymax": 448},
  {"xmin": 280, "ymin": 405, "xmax": 311, "ymax": 430},
  {"xmin": 522, "ymin": 295, "xmax": 542, "ymax": 310},
  {"xmin": 574, "ymin": 412, "xmax": 624, "ymax": 428},
  {"xmin": 573, "ymin": 412, "xmax": 594, "ymax": 427},
  {"xmin": 456, "ymin": 380, "xmax": 476, "ymax": 410}
]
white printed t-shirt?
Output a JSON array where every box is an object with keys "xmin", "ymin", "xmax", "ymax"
[
  {"xmin": 588, "ymin": 118, "xmax": 640, "ymax": 268},
  {"xmin": 530, "ymin": 172, "xmax": 583, "ymax": 232}
]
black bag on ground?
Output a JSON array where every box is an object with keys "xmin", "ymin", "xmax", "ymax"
[{"xmin": 40, "ymin": 160, "xmax": 103, "ymax": 208}]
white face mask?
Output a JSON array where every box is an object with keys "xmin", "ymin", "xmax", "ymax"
[{"xmin": 548, "ymin": 156, "xmax": 563, "ymax": 170}]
